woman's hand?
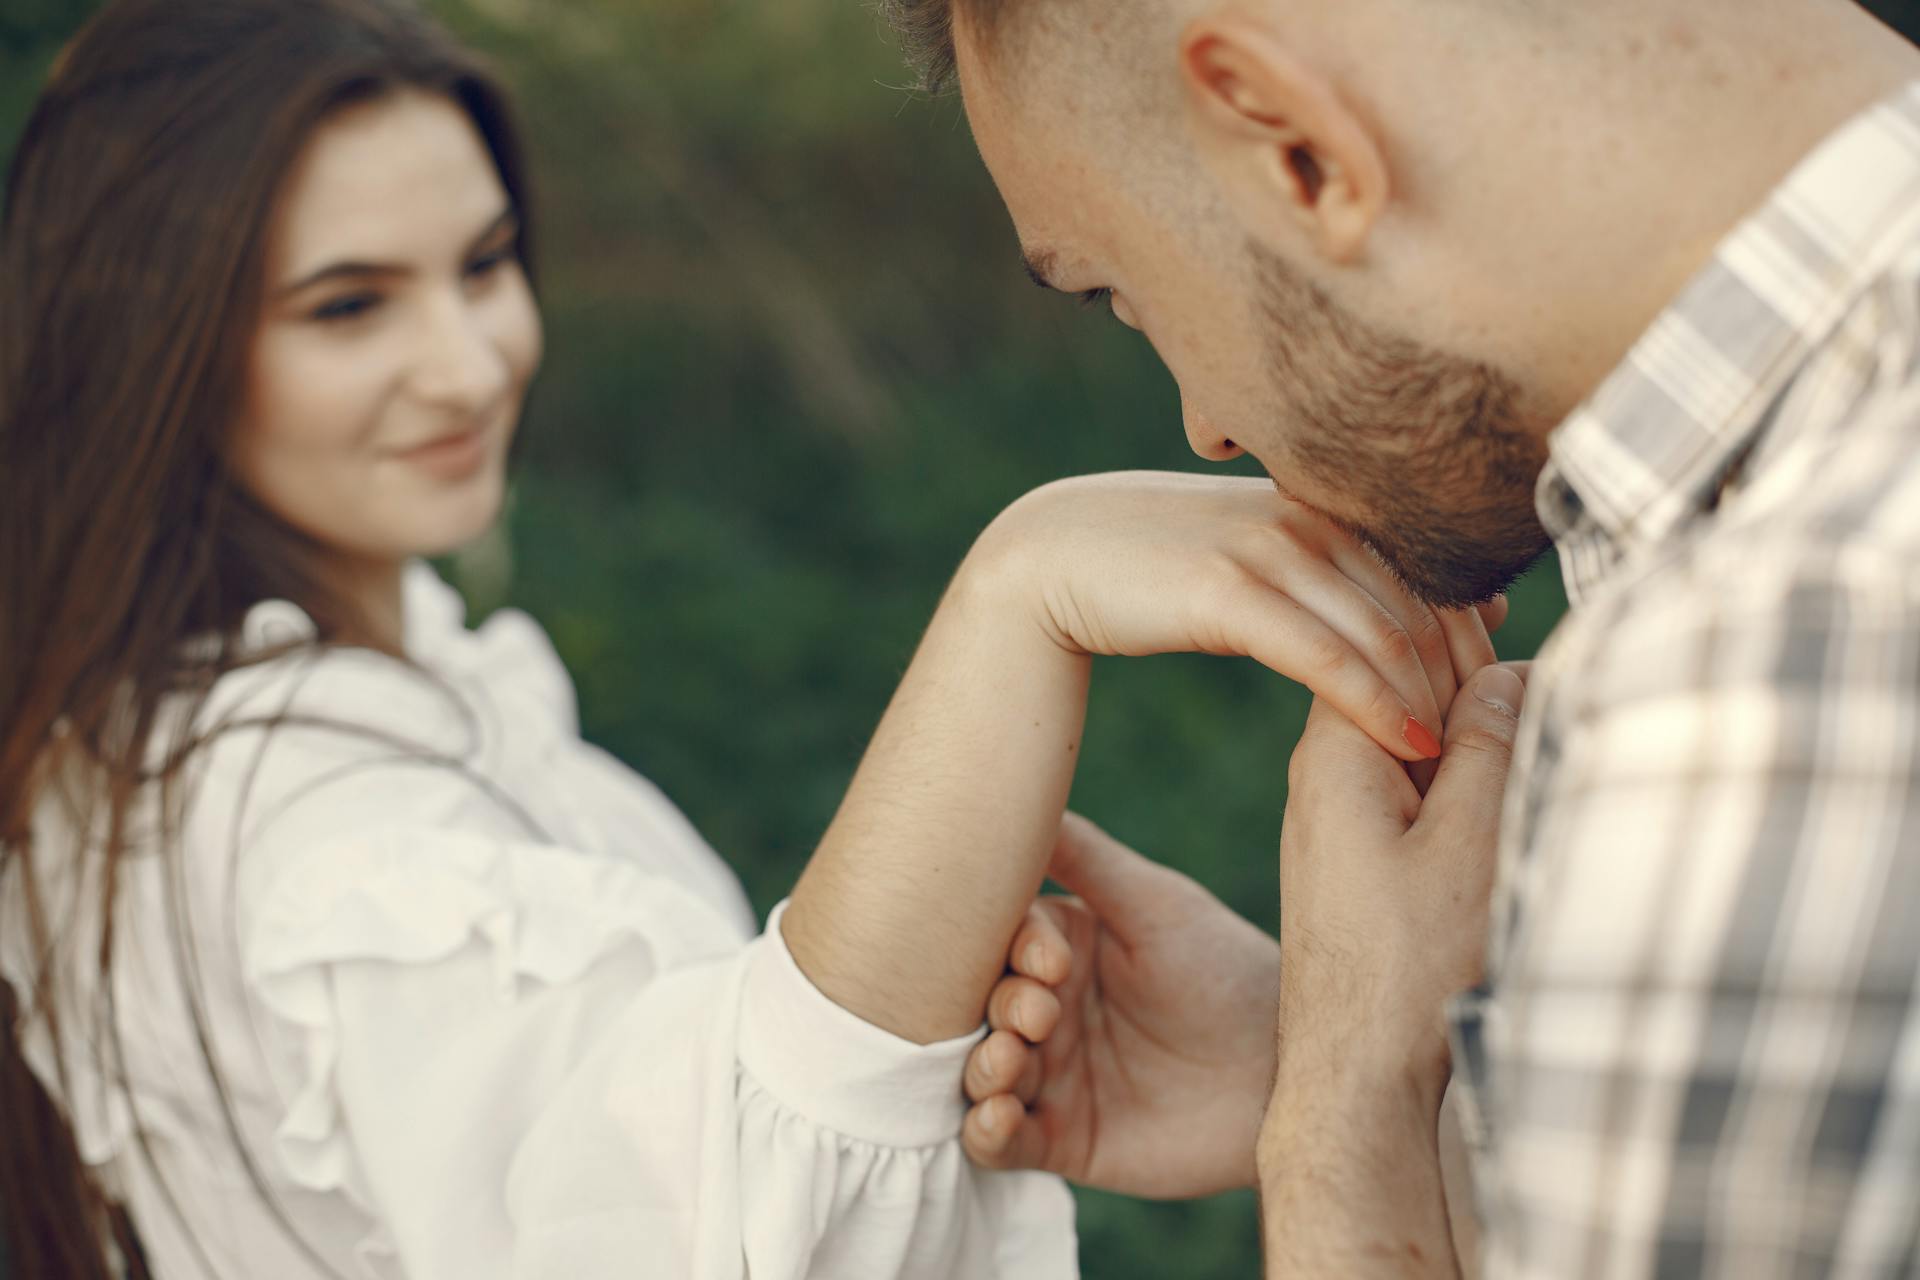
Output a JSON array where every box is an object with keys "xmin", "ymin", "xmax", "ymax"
[
  {"xmin": 964, "ymin": 472, "xmax": 1502, "ymax": 763},
  {"xmin": 784, "ymin": 470, "xmax": 1503, "ymax": 1046}
]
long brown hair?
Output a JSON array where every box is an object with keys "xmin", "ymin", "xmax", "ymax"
[{"xmin": 0, "ymin": 1, "xmax": 536, "ymax": 1273}]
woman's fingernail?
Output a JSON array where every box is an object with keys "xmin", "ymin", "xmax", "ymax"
[{"xmin": 1403, "ymin": 716, "xmax": 1442, "ymax": 760}]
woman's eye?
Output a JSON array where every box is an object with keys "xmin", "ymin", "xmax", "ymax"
[
  {"xmin": 1077, "ymin": 287, "xmax": 1113, "ymax": 310},
  {"xmin": 466, "ymin": 247, "xmax": 515, "ymax": 280},
  {"xmin": 311, "ymin": 294, "xmax": 382, "ymax": 323}
]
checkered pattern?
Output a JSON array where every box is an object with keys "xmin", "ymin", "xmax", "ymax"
[{"xmin": 1449, "ymin": 83, "xmax": 1920, "ymax": 1277}]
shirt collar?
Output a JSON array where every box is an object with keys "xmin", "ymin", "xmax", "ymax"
[{"xmin": 1539, "ymin": 81, "xmax": 1920, "ymax": 601}]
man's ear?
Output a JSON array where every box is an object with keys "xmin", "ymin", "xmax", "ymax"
[{"xmin": 1177, "ymin": 12, "xmax": 1389, "ymax": 265}]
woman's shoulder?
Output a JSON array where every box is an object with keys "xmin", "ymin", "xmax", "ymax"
[
  {"xmin": 204, "ymin": 563, "xmax": 571, "ymax": 736},
  {"xmin": 177, "ymin": 566, "xmax": 576, "ymax": 860}
]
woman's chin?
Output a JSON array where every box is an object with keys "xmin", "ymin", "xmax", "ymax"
[{"xmin": 400, "ymin": 485, "xmax": 509, "ymax": 561}]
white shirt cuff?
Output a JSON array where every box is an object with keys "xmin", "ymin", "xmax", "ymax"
[{"xmin": 737, "ymin": 900, "xmax": 986, "ymax": 1149}]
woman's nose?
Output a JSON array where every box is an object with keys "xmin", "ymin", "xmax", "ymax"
[{"xmin": 411, "ymin": 292, "xmax": 512, "ymax": 415}]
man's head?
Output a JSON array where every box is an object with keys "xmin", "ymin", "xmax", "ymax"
[{"xmin": 890, "ymin": 0, "xmax": 1912, "ymax": 607}]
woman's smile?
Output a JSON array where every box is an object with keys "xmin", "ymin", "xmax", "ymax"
[{"xmin": 390, "ymin": 423, "xmax": 494, "ymax": 480}]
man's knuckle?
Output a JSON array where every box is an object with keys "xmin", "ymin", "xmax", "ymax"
[{"xmin": 1450, "ymin": 725, "xmax": 1517, "ymax": 762}]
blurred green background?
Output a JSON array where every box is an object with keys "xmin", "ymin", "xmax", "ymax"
[{"xmin": 4, "ymin": 1, "xmax": 1918, "ymax": 1276}]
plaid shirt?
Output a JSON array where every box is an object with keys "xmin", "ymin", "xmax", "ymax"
[{"xmin": 1451, "ymin": 82, "xmax": 1920, "ymax": 1277}]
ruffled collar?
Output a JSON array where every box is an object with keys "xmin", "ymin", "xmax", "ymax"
[{"xmin": 232, "ymin": 561, "xmax": 579, "ymax": 735}]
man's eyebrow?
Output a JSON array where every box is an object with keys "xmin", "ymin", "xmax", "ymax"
[
  {"xmin": 1021, "ymin": 247, "xmax": 1061, "ymax": 292},
  {"xmin": 276, "ymin": 207, "xmax": 520, "ymax": 299}
]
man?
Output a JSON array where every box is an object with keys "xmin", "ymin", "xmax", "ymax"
[{"xmin": 907, "ymin": 0, "xmax": 1920, "ymax": 1272}]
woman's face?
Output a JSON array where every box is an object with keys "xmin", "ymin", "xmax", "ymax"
[{"xmin": 231, "ymin": 88, "xmax": 543, "ymax": 566}]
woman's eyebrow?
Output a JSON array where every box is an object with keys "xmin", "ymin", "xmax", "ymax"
[
  {"xmin": 275, "ymin": 206, "xmax": 519, "ymax": 298},
  {"xmin": 468, "ymin": 206, "xmax": 520, "ymax": 251}
]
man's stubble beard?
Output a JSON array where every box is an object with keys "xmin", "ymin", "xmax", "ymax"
[{"xmin": 1254, "ymin": 249, "xmax": 1555, "ymax": 610}]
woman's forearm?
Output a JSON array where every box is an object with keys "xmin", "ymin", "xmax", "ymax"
[{"xmin": 781, "ymin": 549, "xmax": 1089, "ymax": 1045}]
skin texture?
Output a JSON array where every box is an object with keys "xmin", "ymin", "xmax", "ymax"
[
  {"xmin": 231, "ymin": 90, "xmax": 542, "ymax": 652},
  {"xmin": 946, "ymin": 0, "xmax": 1920, "ymax": 1271}
]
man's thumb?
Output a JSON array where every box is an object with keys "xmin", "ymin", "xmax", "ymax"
[
  {"xmin": 1046, "ymin": 812, "xmax": 1167, "ymax": 924},
  {"xmin": 1414, "ymin": 663, "xmax": 1526, "ymax": 837}
]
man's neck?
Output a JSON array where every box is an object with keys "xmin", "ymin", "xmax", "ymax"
[{"xmin": 1520, "ymin": 0, "xmax": 1920, "ymax": 424}]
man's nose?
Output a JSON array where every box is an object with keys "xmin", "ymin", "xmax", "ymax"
[{"xmin": 1182, "ymin": 401, "xmax": 1244, "ymax": 463}]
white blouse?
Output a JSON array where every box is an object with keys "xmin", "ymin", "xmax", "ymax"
[{"xmin": 1, "ymin": 564, "xmax": 1077, "ymax": 1279}]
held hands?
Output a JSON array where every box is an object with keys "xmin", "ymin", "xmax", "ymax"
[
  {"xmin": 784, "ymin": 472, "xmax": 1509, "ymax": 1053},
  {"xmin": 964, "ymin": 473, "xmax": 1505, "ymax": 764},
  {"xmin": 1272, "ymin": 663, "xmax": 1528, "ymax": 1098},
  {"xmin": 960, "ymin": 814, "xmax": 1282, "ymax": 1199},
  {"xmin": 959, "ymin": 671, "xmax": 1529, "ymax": 1210},
  {"xmin": 1249, "ymin": 666, "xmax": 1528, "ymax": 1277}
]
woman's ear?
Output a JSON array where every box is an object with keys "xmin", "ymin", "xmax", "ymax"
[{"xmin": 1177, "ymin": 11, "xmax": 1389, "ymax": 266}]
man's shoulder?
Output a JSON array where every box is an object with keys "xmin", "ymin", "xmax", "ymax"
[
  {"xmin": 1602, "ymin": 373, "xmax": 1920, "ymax": 640},
  {"xmin": 1556, "ymin": 447, "xmax": 1920, "ymax": 723},
  {"xmin": 1715, "ymin": 358, "xmax": 1920, "ymax": 555}
]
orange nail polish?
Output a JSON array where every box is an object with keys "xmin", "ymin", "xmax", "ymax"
[{"xmin": 1403, "ymin": 716, "xmax": 1442, "ymax": 760}]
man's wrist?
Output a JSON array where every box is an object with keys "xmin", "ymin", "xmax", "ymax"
[
  {"xmin": 1256, "ymin": 1049, "xmax": 1459, "ymax": 1279},
  {"xmin": 1262, "ymin": 1028, "xmax": 1449, "ymax": 1168}
]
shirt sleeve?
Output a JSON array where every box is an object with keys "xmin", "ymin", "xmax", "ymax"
[
  {"xmin": 237, "ymin": 810, "xmax": 1076, "ymax": 1279},
  {"xmin": 1476, "ymin": 548, "xmax": 1920, "ymax": 1277}
]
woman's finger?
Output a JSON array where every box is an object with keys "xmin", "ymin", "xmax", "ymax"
[
  {"xmin": 1008, "ymin": 900, "xmax": 1073, "ymax": 986},
  {"xmin": 964, "ymin": 1030, "xmax": 1032, "ymax": 1104},
  {"xmin": 1477, "ymin": 595, "xmax": 1511, "ymax": 634},
  {"xmin": 1435, "ymin": 604, "xmax": 1498, "ymax": 693},
  {"xmin": 1245, "ymin": 551, "xmax": 1447, "ymax": 743},
  {"xmin": 987, "ymin": 976, "xmax": 1062, "ymax": 1042},
  {"xmin": 1216, "ymin": 586, "xmax": 1442, "ymax": 762},
  {"xmin": 1324, "ymin": 542, "xmax": 1463, "ymax": 724}
]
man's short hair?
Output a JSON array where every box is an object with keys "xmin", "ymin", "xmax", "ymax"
[{"xmin": 878, "ymin": 0, "xmax": 1002, "ymax": 94}]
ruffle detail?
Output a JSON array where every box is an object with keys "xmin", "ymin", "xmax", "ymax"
[
  {"xmin": 243, "ymin": 827, "xmax": 746, "ymax": 1210},
  {"xmin": 731, "ymin": 1079, "xmax": 1080, "ymax": 1280},
  {"xmin": 212, "ymin": 562, "xmax": 578, "ymax": 748}
]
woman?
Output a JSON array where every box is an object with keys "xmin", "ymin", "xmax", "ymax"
[{"xmin": 0, "ymin": 1, "xmax": 1497, "ymax": 1276}]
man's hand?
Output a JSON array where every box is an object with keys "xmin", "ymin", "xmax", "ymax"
[
  {"xmin": 959, "ymin": 813, "xmax": 1281, "ymax": 1199},
  {"xmin": 1259, "ymin": 663, "xmax": 1528, "ymax": 1277}
]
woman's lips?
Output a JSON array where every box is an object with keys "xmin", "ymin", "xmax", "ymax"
[{"xmin": 394, "ymin": 427, "xmax": 489, "ymax": 480}]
